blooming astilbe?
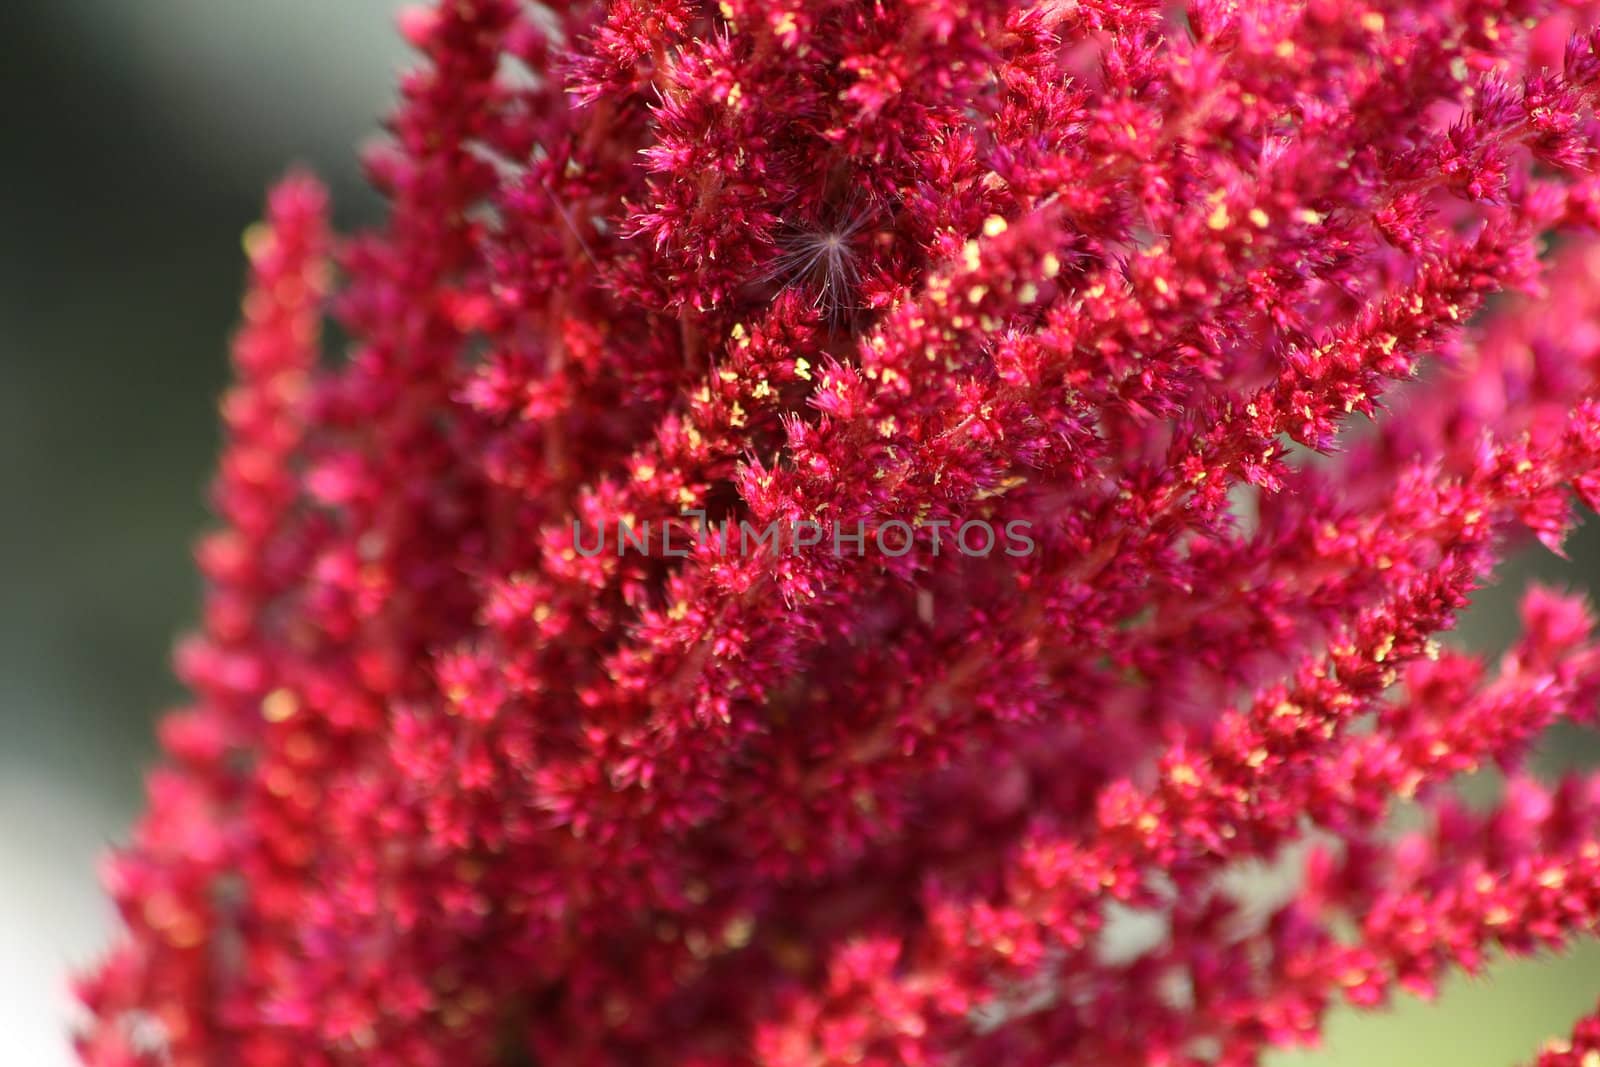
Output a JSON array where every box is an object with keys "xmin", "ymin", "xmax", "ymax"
[{"xmin": 70, "ymin": 0, "xmax": 1600, "ymax": 1064}]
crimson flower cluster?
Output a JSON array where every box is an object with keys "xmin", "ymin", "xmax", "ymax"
[{"xmin": 76, "ymin": 0, "xmax": 1600, "ymax": 1063}]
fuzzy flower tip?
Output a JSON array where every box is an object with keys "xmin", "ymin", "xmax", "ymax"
[{"xmin": 73, "ymin": 1, "xmax": 1600, "ymax": 1064}]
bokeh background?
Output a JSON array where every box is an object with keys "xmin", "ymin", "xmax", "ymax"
[
  {"xmin": 1, "ymin": 4, "xmax": 404, "ymax": 1063},
  {"xmin": 1, "ymin": 3, "xmax": 1596, "ymax": 1064}
]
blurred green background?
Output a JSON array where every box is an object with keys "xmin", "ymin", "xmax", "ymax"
[
  {"xmin": 0, "ymin": 3, "xmax": 1594, "ymax": 1064},
  {"xmin": 0, "ymin": 3, "xmax": 403, "ymax": 1062}
]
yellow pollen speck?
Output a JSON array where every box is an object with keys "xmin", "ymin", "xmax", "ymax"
[
  {"xmin": 724, "ymin": 914, "xmax": 755, "ymax": 948},
  {"xmin": 794, "ymin": 357, "xmax": 812, "ymax": 380},
  {"xmin": 1153, "ymin": 277, "xmax": 1170, "ymax": 295},
  {"xmin": 878, "ymin": 417, "xmax": 897, "ymax": 437},
  {"xmin": 1042, "ymin": 252, "xmax": 1062, "ymax": 278},
  {"xmin": 1582, "ymin": 1049, "xmax": 1600, "ymax": 1067},
  {"xmin": 725, "ymin": 82, "xmax": 742, "ymax": 107},
  {"xmin": 967, "ymin": 284, "xmax": 988, "ymax": 304},
  {"xmin": 729, "ymin": 402, "xmax": 747, "ymax": 427},
  {"xmin": 668, "ymin": 601, "xmax": 689, "ymax": 620},
  {"xmin": 1169, "ymin": 763, "xmax": 1200, "ymax": 787},
  {"xmin": 261, "ymin": 688, "xmax": 299, "ymax": 723},
  {"xmin": 1373, "ymin": 634, "xmax": 1396, "ymax": 663},
  {"xmin": 752, "ymin": 379, "xmax": 772, "ymax": 399},
  {"xmin": 1248, "ymin": 208, "xmax": 1270, "ymax": 228},
  {"xmin": 983, "ymin": 215, "xmax": 1008, "ymax": 237},
  {"xmin": 719, "ymin": 368, "xmax": 738, "ymax": 382},
  {"xmin": 962, "ymin": 239, "xmax": 982, "ymax": 271},
  {"xmin": 1018, "ymin": 283, "xmax": 1039, "ymax": 304},
  {"xmin": 1274, "ymin": 40, "xmax": 1295, "ymax": 58},
  {"xmin": 634, "ymin": 463, "xmax": 656, "ymax": 482},
  {"xmin": 1207, "ymin": 204, "xmax": 1231, "ymax": 231},
  {"xmin": 1361, "ymin": 11, "xmax": 1385, "ymax": 31},
  {"xmin": 241, "ymin": 223, "xmax": 272, "ymax": 260},
  {"xmin": 720, "ymin": 1, "xmax": 736, "ymax": 20}
]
